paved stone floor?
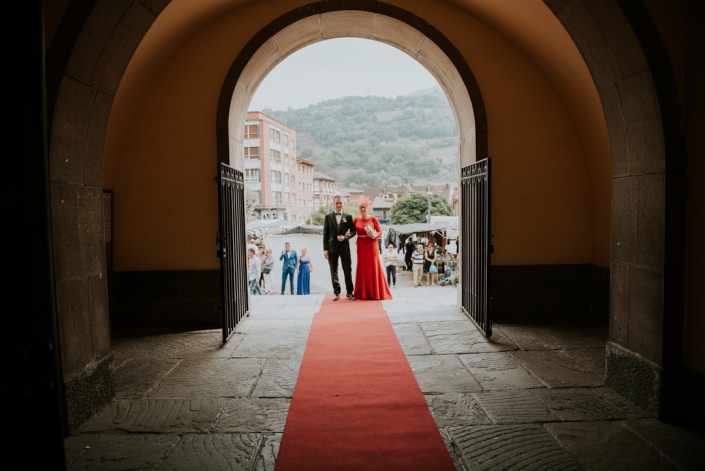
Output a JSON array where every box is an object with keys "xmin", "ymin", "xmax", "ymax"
[{"xmin": 65, "ymin": 271, "xmax": 705, "ymax": 470}]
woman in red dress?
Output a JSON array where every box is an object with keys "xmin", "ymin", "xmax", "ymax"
[{"xmin": 353, "ymin": 197, "xmax": 392, "ymax": 300}]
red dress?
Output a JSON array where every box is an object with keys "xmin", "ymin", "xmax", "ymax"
[{"xmin": 353, "ymin": 216, "xmax": 392, "ymax": 300}]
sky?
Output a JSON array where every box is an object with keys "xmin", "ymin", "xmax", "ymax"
[{"xmin": 248, "ymin": 38, "xmax": 440, "ymax": 111}]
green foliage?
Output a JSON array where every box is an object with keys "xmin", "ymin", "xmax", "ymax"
[
  {"xmin": 449, "ymin": 270, "xmax": 459, "ymax": 287},
  {"xmin": 389, "ymin": 192, "xmax": 454, "ymax": 224},
  {"xmin": 262, "ymin": 86, "xmax": 457, "ymax": 188},
  {"xmin": 307, "ymin": 202, "xmax": 358, "ymax": 225},
  {"xmin": 245, "ymin": 190, "xmax": 259, "ymax": 221}
]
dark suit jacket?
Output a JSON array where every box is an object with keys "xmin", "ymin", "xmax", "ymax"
[{"xmin": 323, "ymin": 211, "xmax": 356, "ymax": 253}]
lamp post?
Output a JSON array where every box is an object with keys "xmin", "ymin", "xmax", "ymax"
[{"xmin": 426, "ymin": 192, "xmax": 432, "ymax": 223}]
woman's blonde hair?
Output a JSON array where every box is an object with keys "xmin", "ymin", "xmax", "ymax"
[{"xmin": 359, "ymin": 196, "xmax": 372, "ymax": 208}]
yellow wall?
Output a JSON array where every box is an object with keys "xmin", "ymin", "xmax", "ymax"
[{"xmin": 104, "ymin": 0, "xmax": 611, "ymax": 271}]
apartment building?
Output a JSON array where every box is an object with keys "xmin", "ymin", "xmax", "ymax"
[
  {"xmin": 296, "ymin": 157, "xmax": 315, "ymax": 224},
  {"xmin": 244, "ymin": 111, "xmax": 301, "ymax": 221},
  {"xmin": 313, "ymin": 171, "xmax": 339, "ymax": 211}
]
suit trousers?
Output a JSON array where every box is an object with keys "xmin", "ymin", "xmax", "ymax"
[
  {"xmin": 327, "ymin": 245, "xmax": 354, "ymax": 295},
  {"xmin": 281, "ymin": 269, "xmax": 295, "ymax": 294}
]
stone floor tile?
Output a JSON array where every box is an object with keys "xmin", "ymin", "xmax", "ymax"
[
  {"xmin": 392, "ymin": 322, "xmax": 433, "ymax": 355},
  {"xmin": 214, "ymin": 398, "xmax": 290, "ymax": 433},
  {"xmin": 112, "ymin": 330, "xmax": 235, "ymax": 360},
  {"xmin": 448, "ymin": 424, "xmax": 584, "ymax": 470},
  {"xmin": 426, "ymin": 393, "xmax": 493, "ymax": 426},
  {"xmin": 510, "ymin": 350, "xmax": 603, "ymax": 388},
  {"xmin": 231, "ymin": 327, "xmax": 309, "ymax": 358},
  {"xmin": 497, "ymin": 324, "xmax": 607, "ymax": 351},
  {"xmin": 624, "ymin": 418, "xmax": 705, "ymax": 470},
  {"xmin": 408, "ymin": 354, "xmax": 482, "ymax": 393},
  {"xmin": 65, "ymin": 433, "xmax": 181, "ymax": 470},
  {"xmin": 566, "ymin": 347, "xmax": 605, "ymax": 377},
  {"xmin": 458, "ymin": 352, "xmax": 543, "ymax": 390},
  {"xmin": 252, "ymin": 358, "xmax": 301, "ymax": 397},
  {"xmin": 532, "ymin": 387, "xmax": 628, "ymax": 421},
  {"xmin": 80, "ymin": 398, "xmax": 226, "ymax": 433},
  {"xmin": 545, "ymin": 421, "xmax": 681, "ymax": 470},
  {"xmin": 159, "ymin": 433, "xmax": 265, "ymax": 470},
  {"xmin": 112, "ymin": 358, "xmax": 181, "ymax": 398},
  {"xmin": 473, "ymin": 390, "xmax": 557, "ymax": 424},
  {"xmin": 423, "ymin": 324, "xmax": 517, "ymax": 354},
  {"xmin": 150, "ymin": 358, "xmax": 265, "ymax": 397},
  {"xmin": 592, "ymin": 386, "xmax": 652, "ymax": 419}
]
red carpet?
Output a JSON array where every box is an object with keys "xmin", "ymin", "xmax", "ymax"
[{"xmin": 275, "ymin": 295, "xmax": 455, "ymax": 470}]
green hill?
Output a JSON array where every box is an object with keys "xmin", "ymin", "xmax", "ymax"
[{"xmin": 260, "ymin": 86, "xmax": 458, "ymax": 189}]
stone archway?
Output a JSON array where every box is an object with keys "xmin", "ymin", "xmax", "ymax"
[
  {"xmin": 216, "ymin": 4, "xmax": 486, "ymax": 171},
  {"xmin": 47, "ymin": 0, "xmax": 671, "ymax": 422},
  {"xmin": 212, "ymin": 0, "xmax": 672, "ymax": 411}
]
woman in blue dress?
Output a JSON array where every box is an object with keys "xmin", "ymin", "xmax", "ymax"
[{"xmin": 296, "ymin": 248, "xmax": 313, "ymax": 295}]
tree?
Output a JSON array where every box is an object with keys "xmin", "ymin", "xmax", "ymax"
[
  {"xmin": 245, "ymin": 190, "xmax": 259, "ymax": 221},
  {"xmin": 308, "ymin": 206, "xmax": 330, "ymax": 225},
  {"xmin": 308, "ymin": 202, "xmax": 358, "ymax": 225},
  {"xmin": 390, "ymin": 192, "xmax": 454, "ymax": 224}
]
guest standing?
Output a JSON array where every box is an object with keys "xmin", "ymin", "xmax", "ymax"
[
  {"xmin": 404, "ymin": 236, "xmax": 415, "ymax": 271},
  {"xmin": 279, "ymin": 241, "xmax": 297, "ymax": 295},
  {"xmin": 261, "ymin": 248, "xmax": 275, "ymax": 294},
  {"xmin": 352, "ymin": 197, "xmax": 392, "ymax": 300},
  {"xmin": 383, "ymin": 243, "xmax": 399, "ymax": 288},
  {"xmin": 247, "ymin": 247, "xmax": 262, "ymax": 295},
  {"xmin": 411, "ymin": 244, "xmax": 425, "ymax": 287},
  {"xmin": 424, "ymin": 241, "xmax": 439, "ymax": 286},
  {"xmin": 296, "ymin": 248, "xmax": 313, "ymax": 295}
]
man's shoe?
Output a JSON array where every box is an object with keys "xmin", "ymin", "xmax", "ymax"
[
  {"xmin": 347, "ymin": 294, "xmax": 355, "ymax": 300},
  {"xmin": 333, "ymin": 294, "xmax": 340, "ymax": 301}
]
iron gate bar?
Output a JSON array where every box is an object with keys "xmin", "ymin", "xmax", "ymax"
[
  {"xmin": 217, "ymin": 163, "xmax": 249, "ymax": 343},
  {"xmin": 461, "ymin": 158, "xmax": 492, "ymax": 337}
]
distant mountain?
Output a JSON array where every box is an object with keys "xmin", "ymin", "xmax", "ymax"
[{"xmin": 260, "ymin": 85, "xmax": 457, "ymax": 189}]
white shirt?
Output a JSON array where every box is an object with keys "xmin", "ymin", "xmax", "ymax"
[{"xmin": 248, "ymin": 255, "xmax": 261, "ymax": 281}]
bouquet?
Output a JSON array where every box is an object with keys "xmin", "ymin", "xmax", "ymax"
[{"xmin": 364, "ymin": 223, "xmax": 378, "ymax": 239}]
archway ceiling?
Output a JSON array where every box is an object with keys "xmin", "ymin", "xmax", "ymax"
[{"xmin": 136, "ymin": 0, "xmax": 594, "ymax": 112}]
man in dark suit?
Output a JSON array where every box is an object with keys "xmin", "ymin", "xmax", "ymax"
[
  {"xmin": 279, "ymin": 241, "xmax": 298, "ymax": 295},
  {"xmin": 323, "ymin": 194, "xmax": 356, "ymax": 301}
]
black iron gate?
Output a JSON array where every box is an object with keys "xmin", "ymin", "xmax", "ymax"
[
  {"xmin": 461, "ymin": 158, "xmax": 492, "ymax": 337},
  {"xmin": 216, "ymin": 163, "xmax": 249, "ymax": 343}
]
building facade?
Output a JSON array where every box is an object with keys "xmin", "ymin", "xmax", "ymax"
[
  {"xmin": 313, "ymin": 171, "xmax": 339, "ymax": 212},
  {"xmin": 244, "ymin": 111, "xmax": 299, "ymax": 221},
  {"xmin": 296, "ymin": 157, "xmax": 315, "ymax": 224}
]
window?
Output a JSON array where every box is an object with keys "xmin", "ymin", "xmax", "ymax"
[
  {"xmin": 245, "ymin": 124, "xmax": 259, "ymax": 139},
  {"xmin": 270, "ymin": 150, "xmax": 281, "ymax": 165},
  {"xmin": 271, "ymin": 129, "xmax": 281, "ymax": 144},
  {"xmin": 271, "ymin": 171, "xmax": 282, "ymax": 183},
  {"xmin": 244, "ymin": 147, "xmax": 259, "ymax": 160},
  {"xmin": 245, "ymin": 169, "xmax": 260, "ymax": 182}
]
